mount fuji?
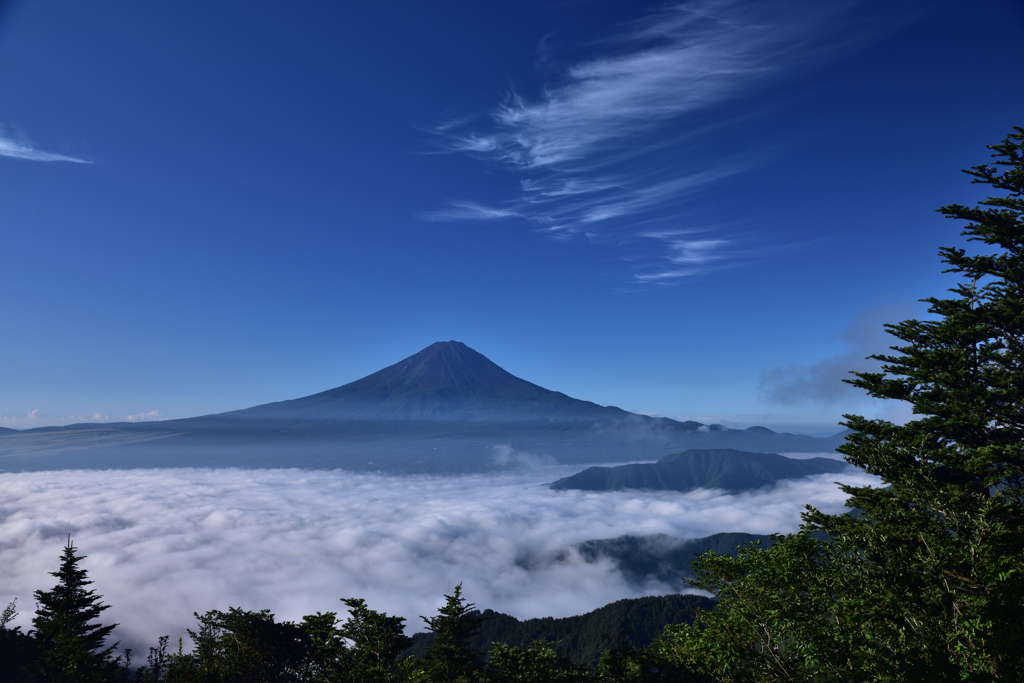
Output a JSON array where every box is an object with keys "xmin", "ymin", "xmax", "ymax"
[{"xmin": 0, "ymin": 341, "xmax": 846, "ymax": 473}]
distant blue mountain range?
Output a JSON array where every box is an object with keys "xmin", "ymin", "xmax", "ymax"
[{"xmin": 0, "ymin": 342, "xmax": 848, "ymax": 473}]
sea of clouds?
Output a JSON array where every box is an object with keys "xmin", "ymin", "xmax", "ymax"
[{"xmin": 0, "ymin": 459, "xmax": 877, "ymax": 653}]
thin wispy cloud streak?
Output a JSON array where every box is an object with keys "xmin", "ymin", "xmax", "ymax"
[
  {"xmin": 632, "ymin": 231, "xmax": 732, "ymax": 282},
  {"xmin": 0, "ymin": 464, "xmax": 876, "ymax": 653},
  {"xmin": 0, "ymin": 131, "xmax": 88, "ymax": 163},
  {"xmin": 418, "ymin": 200, "xmax": 522, "ymax": 222},
  {"xmin": 426, "ymin": 0, "xmax": 895, "ymax": 283}
]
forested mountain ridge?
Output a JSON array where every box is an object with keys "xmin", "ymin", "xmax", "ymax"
[
  {"xmin": 576, "ymin": 532, "xmax": 775, "ymax": 589},
  {"xmin": 550, "ymin": 449, "xmax": 849, "ymax": 492},
  {"xmin": 404, "ymin": 594, "xmax": 716, "ymax": 665}
]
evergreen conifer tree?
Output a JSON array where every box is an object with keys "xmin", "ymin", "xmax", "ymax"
[
  {"xmin": 339, "ymin": 597, "xmax": 412, "ymax": 682},
  {"xmin": 171, "ymin": 606, "xmax": 308, "ymax": 682},
  {"xmin": 419, "ymin": 584, "xmax": 484, "ymax": 683},
  {"xmin": 804, "ymin": 125, "xmax": 1024, "ymax": 678},
  {"xmin": 31, "ymin": 536, "xmax": 119, "ymax": 681},
  {"xmin": 662, "ymin": 128, "xmax": 1024, "ymax": 681},
  {"xmin": 32, "ymin": 536, "xmax": 117, "ymax": 656}
]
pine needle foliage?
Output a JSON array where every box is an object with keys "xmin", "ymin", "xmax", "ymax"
[
  {"xmin": 31, "ymin": 536, "xmax": 119, "ymax": 681},
  {"xmin": 662, "ymin": 128, "xmax": 1024, "ymax": 682},
  {"xmin": 32, "ymin": 536, "xmax": 117, "ymax": 656},
  {"xmin": 418, "ymin": 584, "xmax": 485, "ymax": 683},
  {"xmin": 807, "ymin": 126, "xmax": 1024, "ymax": 679}
]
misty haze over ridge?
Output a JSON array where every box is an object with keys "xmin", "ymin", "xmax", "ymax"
[{"xmin": 0, "ymin": 341, "xmax": 846, "ymax": 473}]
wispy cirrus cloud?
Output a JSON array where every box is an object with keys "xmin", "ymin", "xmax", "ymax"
[
  {"xmin": 424, "ymin": 0, "xmax": 909, "ymax": 284},
  {"xmin": 0, "ymin": 128, "xmax": 89, "ymax": 163},
  {"xmin": 632, "ymin": 234, "xmax": 730, "ymax": 282},
  {"xmin": 419, "ymin": 200, "xmax": 522, "ymax": 222},
  {"xmin": 445, "ymin": 1, "xmax": 830, "ymax": 171}
]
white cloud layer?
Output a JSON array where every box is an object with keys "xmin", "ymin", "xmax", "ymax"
[{"xmin": 0, "ymin": 464, "xmax": 877, "ymax": 654}]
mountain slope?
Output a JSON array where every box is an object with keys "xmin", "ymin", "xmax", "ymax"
[
  {"xmin": 0, "ymin": 342, "xmax": 849, "ymax": 472},
  {"xmin": 549, "ymin": 448, "xmax": 849, "ymax": 492},
  {"xmin": 225, "ymin": 340, "xmax": 635, "ymax": 423},
  {"xmin": 576, "ymin": 532, "xmax": 775, "ymax": 590},
  {"xmin": 405, "ymin": 594, "xmax": 716, "ymax": 665}
]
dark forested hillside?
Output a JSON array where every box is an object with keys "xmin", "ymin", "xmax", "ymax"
[
  {"xmin": 576, "ymin": 532, "xmax": 775, "ymax": 589},
  {"xmin": 3, "ymin": 544, "xmax": 718, "ymax": 681},
  {"xmin": 550, "ymin": 449, "xmax": 848, "ymax": 492},
  {"xmin": 404, "ymin": 594, "xmax": 716, "ymax": 665}
]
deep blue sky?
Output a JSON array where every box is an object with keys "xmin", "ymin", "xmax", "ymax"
[{"xmin": 1, "ymin": 0, "xmax": 1022, "ymax": 433}]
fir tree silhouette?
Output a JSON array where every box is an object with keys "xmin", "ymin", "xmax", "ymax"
[{"xmin": 32, "ymin": 536, "xmax": 117, "ymax": 657}]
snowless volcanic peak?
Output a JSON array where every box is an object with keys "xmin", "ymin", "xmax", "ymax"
[
  {"xmin": 234, "ymin": 341, "xmax": 622, "ymax": 422},
  {"xmin": 356, "ymin": 341, "xmax": 528, "ymax": 394}
]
